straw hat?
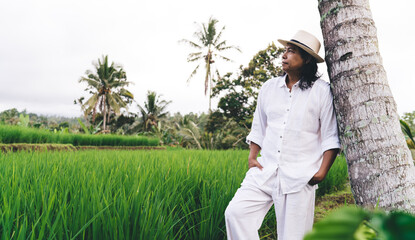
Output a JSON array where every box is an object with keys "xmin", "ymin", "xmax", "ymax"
[{"xmin": 278, "ymin": 30, "xmax": 324, "ymax": 63}]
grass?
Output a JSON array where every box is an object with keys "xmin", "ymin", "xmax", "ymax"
[
  {"xmin": 0, "ymin": 150, "xmax": 349, "ymax": 239},
  {"xmin": 0, "ymin": 124, "xmax": 159, "ymax": 146},
  {"xmin": 314, "ymin": 186, "xmax": 354, "ymax": 222}
]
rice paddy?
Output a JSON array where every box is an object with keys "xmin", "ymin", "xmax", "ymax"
[
  {"xmin": 0, "ymin": 149, "xmax": 348, "ymax": 239},
  {"xmin": 0, "ymin": 125, "xmax": 159, "ymax": 147}
]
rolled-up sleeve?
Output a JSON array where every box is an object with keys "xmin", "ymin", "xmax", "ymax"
[
  {"xmin": 246, "ymin": 86, "xmax": 267, "ymax": 148},
  {"xmin": 320, "ymin": 84, "xmax": 341, "ymax": 153}
]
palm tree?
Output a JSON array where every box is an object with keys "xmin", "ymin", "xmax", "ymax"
[
  {"xmin": 181, "ymin": 17, "xmax": 241, "ymax": 112},
  {"xmin": 138, "ymin": 91, "xmax": 171, "ymax": 132},
  {"xmin": 318, "ymin": 0, "xmax": 415, "ymax": 212},
  {"xmin": 79, "ymin": 55, "xmax": 134, "ymax": 132},
  {"xmin": 177, "ymin": 118, "xmax": 203, "ymax": 149}
]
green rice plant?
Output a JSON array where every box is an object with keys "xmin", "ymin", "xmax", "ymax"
[
  {"xmin": 0, "ymin": 150, "xmax": 349, "ymax": 239},
  {"xmin": 0, "ymin": 124, "xmax": 159, "ymax": 147},
  {"xmin": 0, "ymin": 150, "xmax": 248, "ymax": 239}
]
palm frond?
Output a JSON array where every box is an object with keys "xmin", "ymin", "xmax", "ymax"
[
  {"xmin": 216, "ymin": 43, "xmax": 241, "ymax": 52},
  {"xmin": 187, "ymin": 65, "xmax": 200, "ymax": 83},
  {"xmin": 214, "ymin": 53, "xmax": 233, "ymax": 62},
  {"xmin": 157, "ymin": 100, "xmax": 172, "ymax": 115},
  {"xmin": 119, "ymin": 88, "xmax": 134, "ymax": 99},
  {"xmin": 213, "ymin": 25, "xmax": 225, "ymax": 46},
  {"xmin": 107, "ymin": 94, "xmax": 122, "ymax": 115},
  {"xmin": 179, "ymin": 39, "xmax": 202, "ymax": 49},
  {"xmin": 178, "ymin": 120, "xmax": 202, "ymax": 149},
  {"xmin": 82, "ymin": 94, "xmax": 100, "ymax": 113},
  {"xmin": 137, "ymin": 103, "xmax": 147, "ymax": 117},
  {"xmin": 205, "ymin": 17, "xmax": 218, "ymax": 45},
  {"xmin": 187, "ymin": 56, "xmax": 203, "ymax": 63},
  {"xmin": 187, "ymin": 52, "xmax": 203, "ymax": 58},
  {"xmin": 79, "ymin": 77, "xmax": 101, "ymax": 89},
  {"xmin": 113, "ymin": 93, "xmax": 127, "ymax": 108},
  {"xmin": 186, "ymin": 52, "xmax": 203, "ymax": 62}
]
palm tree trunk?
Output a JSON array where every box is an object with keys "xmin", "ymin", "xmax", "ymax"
[
  {"xmin": 107, "ymin": 110, "xmax": 110, "ymax": 130},
  {"xmin": 103, "ymin": 95, "xmax": 107, "ymax": 132},
  {"xmin": 318, "ymin": 0, "xmax": 415, "ymax": 212},
  {"xmin": 209, "ymin": 73, "xmax": 212, "ymax": 113},
  {"xmin": 206, "ymin": 49, "xmax": 213, "ymax": 113}
]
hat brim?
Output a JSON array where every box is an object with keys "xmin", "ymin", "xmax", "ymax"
[{"xmin": 278, "ymin": 39, "xmax": 325, "ymax": 63}]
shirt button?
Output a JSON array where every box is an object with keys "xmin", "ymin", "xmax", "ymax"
[
  {"xmin": 283, "ymin": 122, "xmax": 286, "ymax": 124},
  {"xmin": 289, "ymin": 95, "xmax": 292, "ymax": 98},
  {"xmin": 287, "ymin": 109, "xmax": 289, "ymax": 111},
  {"xmin": 278, "ymin": 150, "xmax": 280, "ymax": 153},
  {"xmin": 280, "ymin": 136, "xmax": 282, "ymax": 138}
]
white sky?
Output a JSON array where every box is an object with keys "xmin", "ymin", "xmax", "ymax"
[{"xmin": 0, "ymin": 0, "xmax": 414, "ymax": 117}]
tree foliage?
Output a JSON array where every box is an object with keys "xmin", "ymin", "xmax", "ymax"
[
  {"xmin": 137, "ymin": 91, "xmax": 172, "ymax": 132},
  {"xmin": 211, "ymin": 43, "xmax": 284, "ymax": 126}
]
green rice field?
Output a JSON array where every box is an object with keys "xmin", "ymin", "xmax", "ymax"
[
  {"xmin": 0, "ymin": 150, "xmax": 348, "ymax": 239},
  {"xmin": 0, "ymin": 125, "xmax": 159, "ymax": 147}
]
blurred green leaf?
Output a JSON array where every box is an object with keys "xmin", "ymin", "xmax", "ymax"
[
  {"xmin": 354, "ymin": 221, "xmax": 377, "ymax": 239},
  {"xmin": 304, "ymin": 207, "xmax": 370, "ymax": 240},
  {"xmin": 381, "ymin": 211, "xmax": 415, "ymax": 240}
]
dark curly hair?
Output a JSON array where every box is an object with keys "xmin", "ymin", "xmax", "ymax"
[{"xmin": 297, "ymin": 47, "xmax": 322, "ymax": 90}]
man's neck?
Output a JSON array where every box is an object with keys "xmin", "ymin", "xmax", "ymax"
[{"xmin": 285, "ymin": 73, "xmax": 301, "ymax": 91}]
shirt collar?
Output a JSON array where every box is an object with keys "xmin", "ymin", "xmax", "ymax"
[
  {"xmin": 277, "ymin": 75, "xmax": 287, "ymax": 88},
  {"xmin": 279, "ymin": 74, "xmax": 301, "ymax": 89}
]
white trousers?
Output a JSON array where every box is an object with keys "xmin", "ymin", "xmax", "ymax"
[{"xmin": 225, "ymin": 169, "xmax": 315, "ymax": 240}]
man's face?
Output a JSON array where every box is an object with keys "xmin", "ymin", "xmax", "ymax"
[{"xmin": 281, "ymin": 43, "xmax": 305, "ymax": 73}]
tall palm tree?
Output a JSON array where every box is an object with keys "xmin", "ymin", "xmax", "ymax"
[
  {"xmin": 181, "ymin": 17, "xmax": 241, "ymax": 111},
  {"xmin": 79, "ymin": 55, "xmax": 134, "ymax": 132},
  {"xmin": 138, "ymin": 91, "xmax": 171, "ymax": 132},
  {"xmin": 318, "ymin": 0, "xmax": 415, "ymax": 212}
]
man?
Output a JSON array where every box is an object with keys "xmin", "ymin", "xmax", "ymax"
[{"xmin": 225, "ymin": 30, "xmax": 341, "ymax": 240}]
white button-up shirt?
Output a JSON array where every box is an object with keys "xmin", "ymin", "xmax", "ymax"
[{"xmin": 246, "ymin": 75, "xmax": 341, "ymax": 194}]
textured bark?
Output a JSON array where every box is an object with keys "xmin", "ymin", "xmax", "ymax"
[{"xmin": 318, "ymin": 0, "xmax": 415, "ymax": 212}]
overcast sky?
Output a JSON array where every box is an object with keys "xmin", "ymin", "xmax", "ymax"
[{"xmin": 0, "ymin": 0, "xmax": 413, "ymax": 118}]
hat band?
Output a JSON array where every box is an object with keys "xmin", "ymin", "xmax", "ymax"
[{"xmin": 290, "ymin": 39, "xmax": 313, "ymax": 51}]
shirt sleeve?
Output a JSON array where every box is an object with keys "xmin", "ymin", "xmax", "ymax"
[
  {"xmin": 320, "ymin": 84, "xmax": 341, "ymax": 153},
  {"xmin": 246, "ymin": 85, "xmax": 267, "ymax": 148}
]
